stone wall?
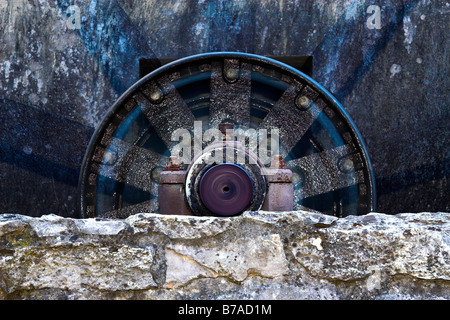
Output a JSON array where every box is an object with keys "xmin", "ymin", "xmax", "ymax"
[{"xmin": 1, "ymin": 210, "xmax": 449, "ymax": 300}]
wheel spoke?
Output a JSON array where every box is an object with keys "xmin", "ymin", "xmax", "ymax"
[
  {"xmin": 288, "ymin": 145, "xmax": 365, "ymax": 198},
  {"xmin": 97, "ymin": 137, "xmax": 162, "ymax": 192},
  {"xmin": 209, "ymin": 59, "xmax": 252, "ymax": 127},
  {"xmin": 260, "ymin": 83, "xmax": 325, "ymax": 156},
  {"xmin": 136, "ymin": 74, "xmax": 196, "ymax": 148}
]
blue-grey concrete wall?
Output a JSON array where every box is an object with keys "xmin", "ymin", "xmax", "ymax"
[{"xmin": 0, "ymin": 0, "xmax": 448, "ymax": 217}]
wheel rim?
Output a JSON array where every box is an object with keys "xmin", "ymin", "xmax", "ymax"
[{"xmin": 78, "ymin": 52, "xmax": 376, "ymax": 218}]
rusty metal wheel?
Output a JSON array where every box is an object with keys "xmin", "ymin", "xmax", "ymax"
[{"xmin": 77, "ymin": 52, "xmax": 376, "ymax": 218}]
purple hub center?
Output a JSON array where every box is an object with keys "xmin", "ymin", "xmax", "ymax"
[{"xmin": 199, "ymin": 164, "xmax": 253, "ymax": 216}]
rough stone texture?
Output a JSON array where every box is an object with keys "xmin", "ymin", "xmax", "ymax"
[
  {"xmin": 0, "ymin": 1, "xmax": 448, "ymax": 217},
  {"xmin": 0, "ymin": 210, "xmax": 449, "ymax": 300}
]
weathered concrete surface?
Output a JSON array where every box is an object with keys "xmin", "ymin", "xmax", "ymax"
[
  {"xmin": 0, "ymin": 210, "xmax": 449, "ymax": 300},
  {"xmin": 0, "ymin": 1, "xmax": 448, "ymax": 217}
]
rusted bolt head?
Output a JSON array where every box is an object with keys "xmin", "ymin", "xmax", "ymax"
[
  {"xmin": 339, "ymin": 157, "xmax": 354, "ymax": 172},
  {"xmin": 224, "ymin": 68, "xmax": 239, "ymax": 81},
  {"xmin": 270, "ymin": 154, "xmax": 287, "ymax": 169},
  {"xmin": 103, "ymin": 149, "xmax": 117, "ymax": 165},
  {"xmin": 149, "ymin": 88, "xmax": 163, "ymax": 102},
  {"xmin": 219, "ymin": 123, "xmax": 234, "ymax": 135},
  {"xmin": 166, "ymin": 156, "xmax": 181, "ymax": 170},
  {"xmin": 296, "ymin": 95, "xmax": 311, "ymax": 109}
]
